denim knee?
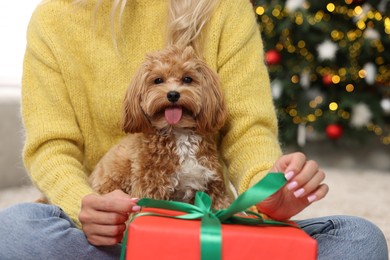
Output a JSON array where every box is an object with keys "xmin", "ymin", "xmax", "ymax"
[
  {"xmin": 0, "ymin": 203, "xmax": 121, "ymax": 260},
  {"xmin": 0, "ymin": 203, "xmax": 61, "ymax": 258},
  {"xmin": 0, "ymin": 202, "xmax": 62, "ymax": 220},
  {"xmin": 340, "ymin": 216, "xmax": 388, "ymax": 259},
  {"xmin": 297, "ymin": 215, "xmax": 388, "ymax": 260}
]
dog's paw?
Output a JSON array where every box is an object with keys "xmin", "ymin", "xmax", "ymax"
[{"xmin": 212, "ymin": 196, "xmax": 231, "ymax": 210}]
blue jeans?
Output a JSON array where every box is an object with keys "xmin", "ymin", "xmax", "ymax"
[{"xmin": 0, "ymin": 203, "xmax": 388, "ymax": 260}]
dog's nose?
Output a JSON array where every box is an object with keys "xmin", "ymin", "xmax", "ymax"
[{"xmin": 167, "ymin": 91, "xmax": 180, "ymax": 103}]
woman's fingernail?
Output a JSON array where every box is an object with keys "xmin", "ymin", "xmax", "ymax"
[
  {"xmin": 307, "ymin": 194, "xmax": 317, "ymax": 203},
  {"xmin": 284, "ymin": 171, "xmax": 295, "ymax": 181},
  {"xmin": 287, "ymin": 181, "xmax": 298, "ymax": 190},
  {"xmin": 130, "ymin": 198, "xmax": 139, "ymax": 202},
  {"xmin": 294, "ymin": 188, "xmax": 305, "ymax": 198},
  {"xmin": 132, "ymin": 205, "xmax": 141, "ymax": 212}
]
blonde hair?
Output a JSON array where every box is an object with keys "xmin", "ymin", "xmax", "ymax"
[
  {"xmin": 79, "ymin": 0, "xmax": 219, "ymax": 56},
  {"xmin": 166, "ymin": 0, "xmax": 219, "ymax": 56}
]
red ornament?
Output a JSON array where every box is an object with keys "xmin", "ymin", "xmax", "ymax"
[
  {"xmin": 265, "ymin": 49, "xmax": 281, "ymax": 65},
  {"xmin": 326, "ymin": 124, "xmax": 343, "ymax": 140},
  {"xmin": 322, "ymin": 74, "xmax": 333, "ymax": 86}
]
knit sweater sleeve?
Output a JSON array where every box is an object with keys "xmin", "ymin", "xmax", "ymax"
[
  {"xmin": 21, "ymin": 6, "xmax": 93, "ymax": 227},
  {"xmin": 215, "ymin": 0, "xmax": 282, "ymax": 193}
]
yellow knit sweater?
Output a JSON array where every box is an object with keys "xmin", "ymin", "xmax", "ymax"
[{"xmin": 22, "ymin": 0, "xmax": 282, "ymax": 227}]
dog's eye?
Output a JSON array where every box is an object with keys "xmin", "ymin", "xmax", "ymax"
[
  {"xmin": 182, "ymin": 77, "xmax": 193, "ymax": 84},
  {"xmin": 154, "ymin": 78, "xmax": 164, "ymax": 84}
]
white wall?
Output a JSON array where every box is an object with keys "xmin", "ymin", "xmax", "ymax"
[
  {"xmin": 0, "ymin": 1, "xmax": 41, "ymax": 188},
  {"xmin": 0, "ymin": 0, "xmax": 42, "ymax": 87}
]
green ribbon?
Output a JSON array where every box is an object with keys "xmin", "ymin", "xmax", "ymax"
[{"xmin": 120, "ymin": 172, "xmax": 289, "ymax": 260}]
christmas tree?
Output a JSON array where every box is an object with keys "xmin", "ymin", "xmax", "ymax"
[{"xmin": 252, "ymin": 0, "xmax": 390, "ymax": 147}]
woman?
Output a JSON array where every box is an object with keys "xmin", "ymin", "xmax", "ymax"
[{"xmin": 0, "ymin": 0, "xmax": 387, "ymax": 259}]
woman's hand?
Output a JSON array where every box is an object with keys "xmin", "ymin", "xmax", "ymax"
[
  {"xmin": 257, "ymin": 152, "xmax": 329, "ymax": 220},
  {"xmin": 79, "ymin": 190, "xmax": 140, "ymax": 246}
]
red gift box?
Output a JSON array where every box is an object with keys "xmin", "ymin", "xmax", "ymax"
[{"xmin": 125, "ymin": 209, "xmax": 317, "ymax": 260}]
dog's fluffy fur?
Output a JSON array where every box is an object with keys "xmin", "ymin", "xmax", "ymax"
[{"xmin": 89, "ymin": 46, "xmax": 231, "ymax": 209}]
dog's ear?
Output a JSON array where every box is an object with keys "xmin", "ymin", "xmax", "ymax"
[
  {"xmin": 122, "ymin": 65, "xmax": 151, "ymax": 133},
  {"xmin": 196, "ymin": 61, "xmax": 227, "ymax": 133}
]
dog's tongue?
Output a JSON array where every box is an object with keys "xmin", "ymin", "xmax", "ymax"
[
  {"xmin": 165, "ymin": 106, "xmax": 183, "ymax": 125},
  {"xmin": 165, "ymin": 106, "xmax": 182, "ymax": 125}
]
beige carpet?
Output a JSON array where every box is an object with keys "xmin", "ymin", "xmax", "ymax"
[
  {"xmin": 295, "ymin": 168, "xmax": 390, "ymax": 250},
  {"xmin": 0, "ymin": 168, "xmax": 389, "ymax": 253}
]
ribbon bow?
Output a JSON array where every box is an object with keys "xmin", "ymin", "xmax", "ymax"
[{"xmin": 120, "ymin": 172, "xmax": 289, "ymax": 260}]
